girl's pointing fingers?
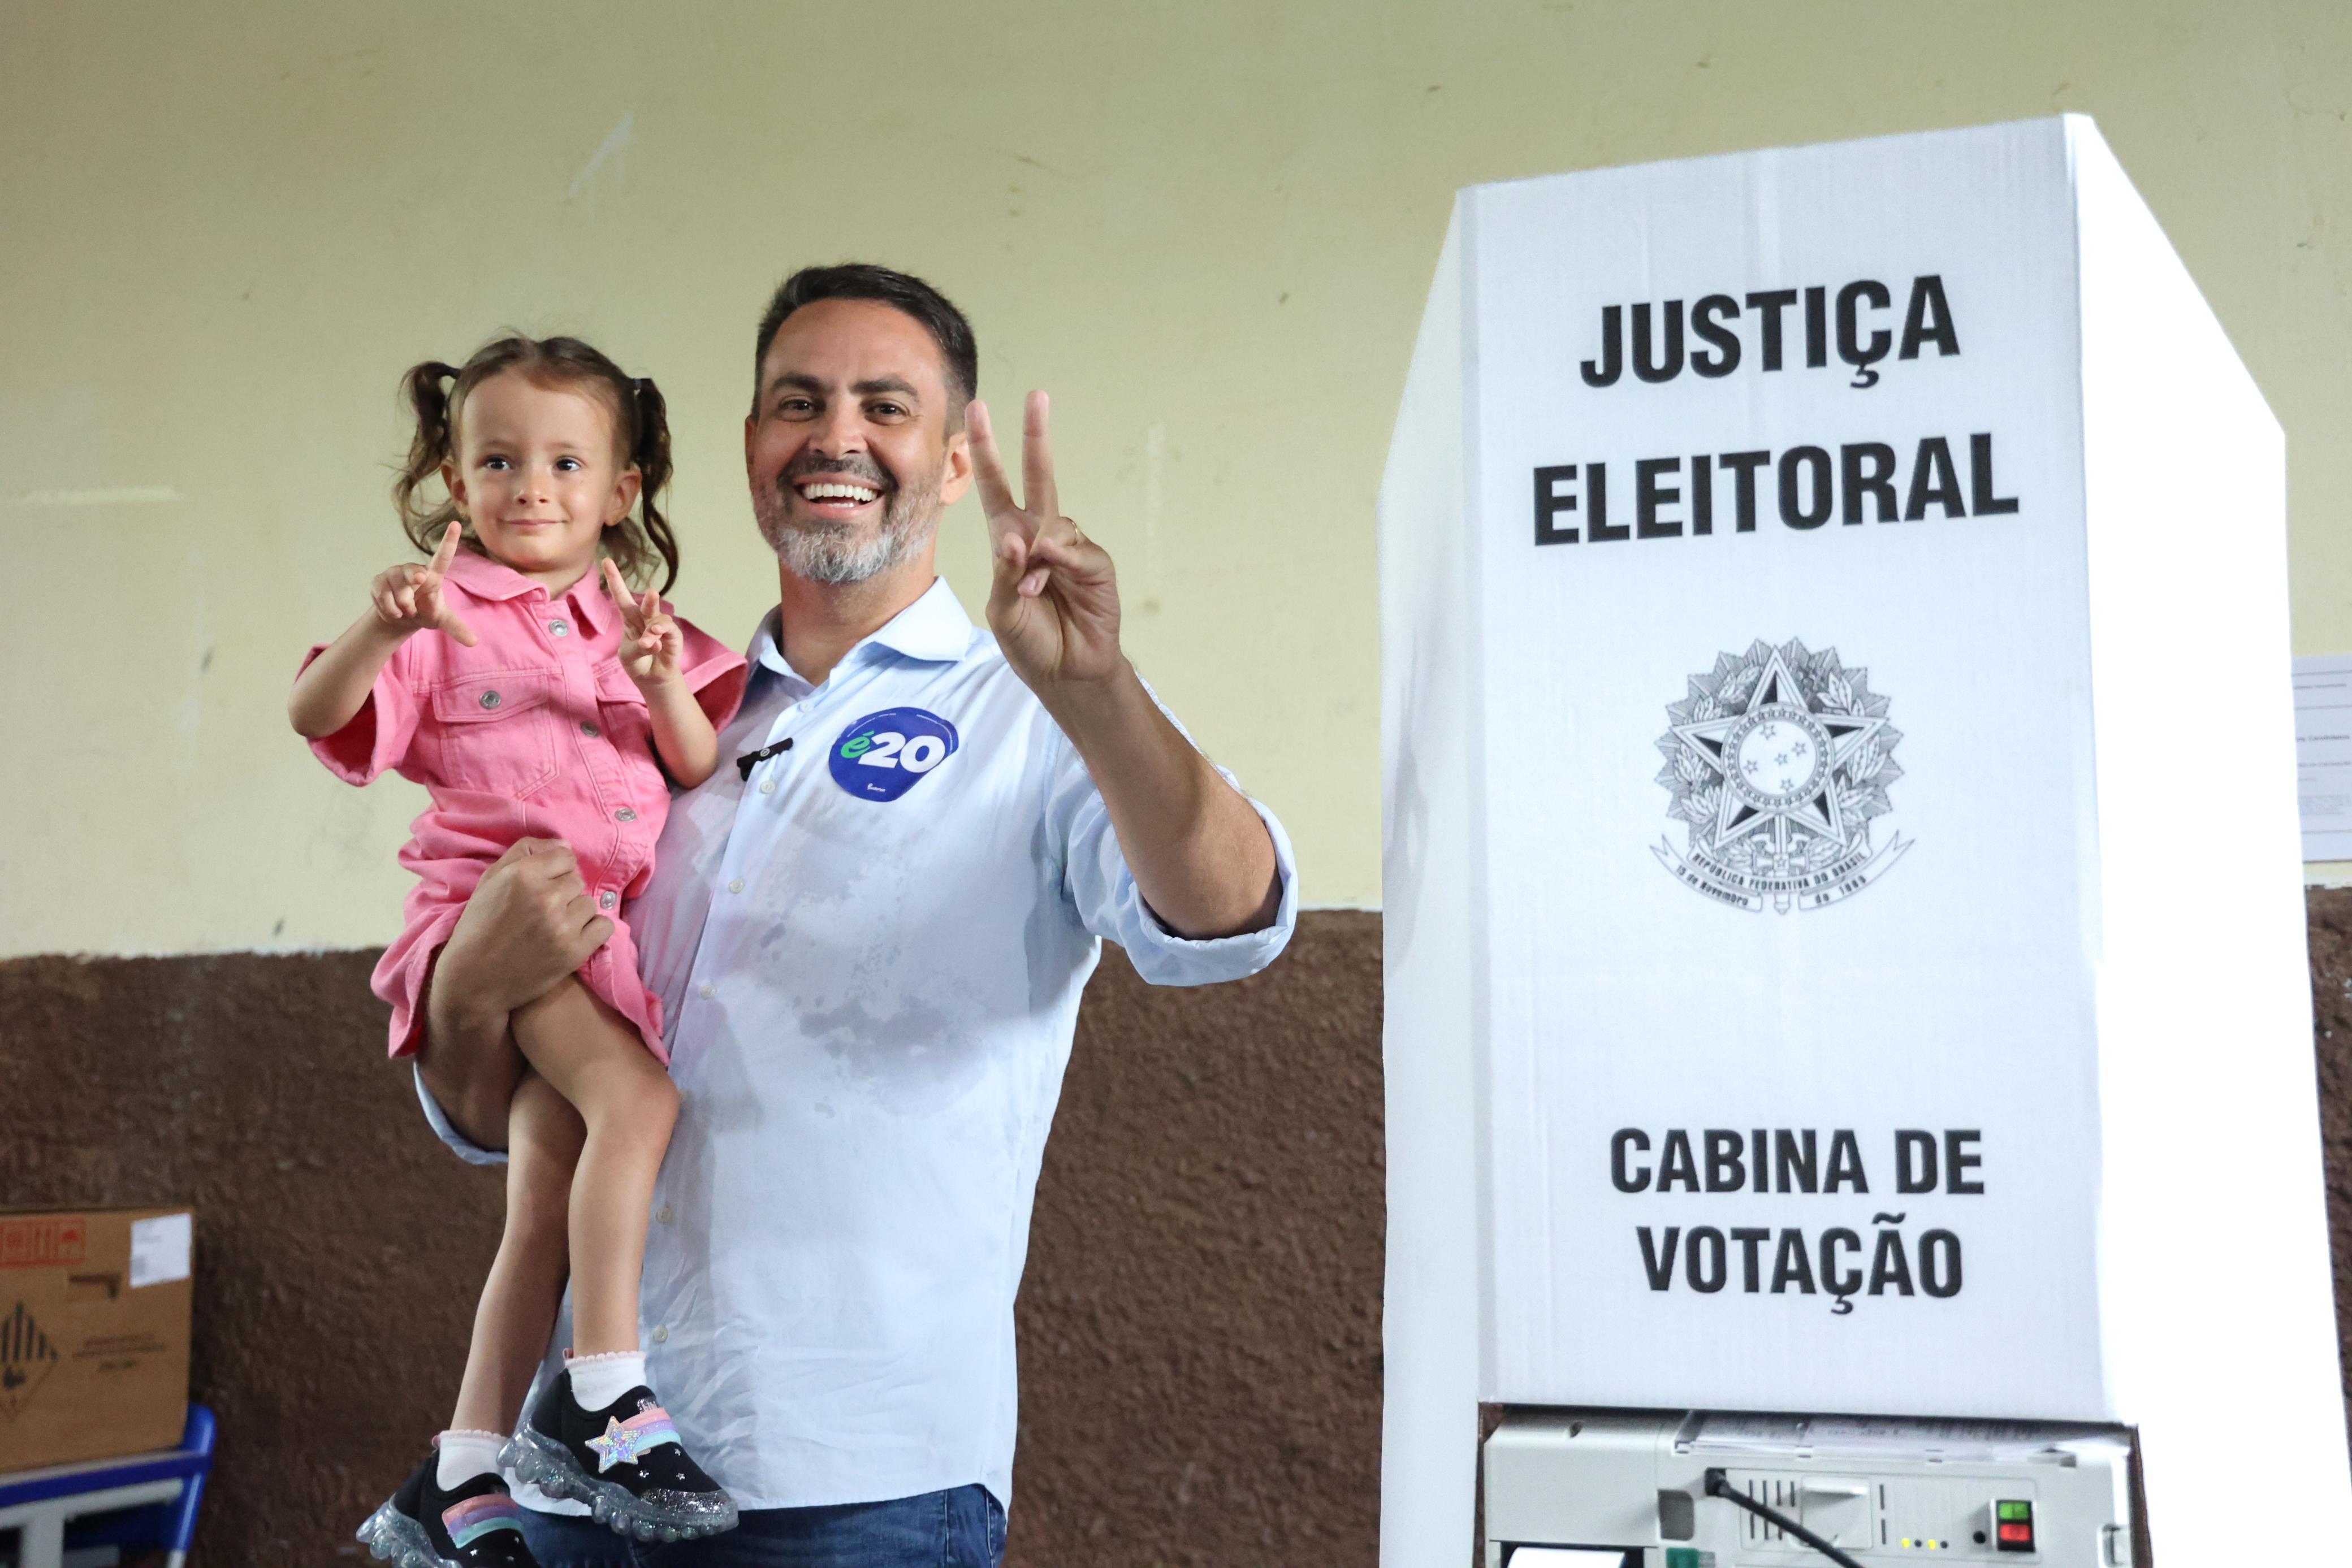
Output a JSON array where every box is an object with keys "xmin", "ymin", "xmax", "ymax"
[{"xmin": 602, "ymin": 560, "xmax": 643, "ymax": 633}]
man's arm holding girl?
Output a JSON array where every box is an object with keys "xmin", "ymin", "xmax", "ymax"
[{"xmin": 416, "ymin": 839, "xmax": 613, "ymax": 1151}]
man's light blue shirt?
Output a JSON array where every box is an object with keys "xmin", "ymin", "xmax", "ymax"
[{"xmin": 421, "ymin": 577, "xmax": 1296, "ymax": 1510}]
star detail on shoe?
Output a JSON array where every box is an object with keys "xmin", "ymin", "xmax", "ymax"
[{"xmin": 588, "ymin": 1414, "xmax": 654, "ymax": 1472}]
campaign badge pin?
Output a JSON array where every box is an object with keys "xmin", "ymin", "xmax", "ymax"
[{"xmin": 829, "ymin": 708, "xmax": 960, "ymax": 802}]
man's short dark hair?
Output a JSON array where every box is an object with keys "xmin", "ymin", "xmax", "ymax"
[{"xmin": 752, "ymin": 263, "xmax": 979, "ymax": 424}]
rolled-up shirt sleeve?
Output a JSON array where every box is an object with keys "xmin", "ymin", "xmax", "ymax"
[
  {"xmin": 1047, "ymin": 712, "xmax": 1298, "ymax": 987},
  {"xmin": 672, "ymin": 610, "xmax": 750, "ymax": 733},
  {"xmin": 300, "ymin": 638, "xmax": 422, "ymax": 785}
]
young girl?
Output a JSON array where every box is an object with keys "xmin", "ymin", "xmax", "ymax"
[{"xmin": 291, "ymin": 336, "xmax": 747, "ymax": 1563}]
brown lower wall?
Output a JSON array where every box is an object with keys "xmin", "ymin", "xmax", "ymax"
[
  {"xmin": 0, "ymin": 912, "xmax": 1384, "ymax": 1565},
  {"xmin": 2, "ymin": 899, "xmax": 2348, "ymax": 1564},
  {"xmin": 2306, "ymin": 890, "xmax": 2352, "ymax": 1422}
]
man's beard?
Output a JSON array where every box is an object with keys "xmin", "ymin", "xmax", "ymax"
[{"xmin": 754, "ymin": 454, "xmax": 944, "ymax": 586}]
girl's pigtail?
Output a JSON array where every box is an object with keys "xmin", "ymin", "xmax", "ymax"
[
  {"xmin": 394, "ymin": 360, "xmax": 463, "ymax": 555},
  {"xmin": 629, "ymin": 376, "xmax": 681, "ymax": 596}
]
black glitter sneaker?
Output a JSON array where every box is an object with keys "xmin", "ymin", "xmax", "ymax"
[
  {"xmin": 356, "ymin": 1456, "xmax": 541, "ymax": 1568},
  {"xmin": 501, "ymin": 1375, "xmax": 737, "ymax": 1543}
]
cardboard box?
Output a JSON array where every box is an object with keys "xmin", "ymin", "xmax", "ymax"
[{"xmin": 0, "ymin": 1206, "xmax": 192, "ymax": 1472}]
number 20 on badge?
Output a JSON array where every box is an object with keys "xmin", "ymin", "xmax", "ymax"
[{"xmin": 828, "ymin": 708, "xmax": 961, "ymax": 802}]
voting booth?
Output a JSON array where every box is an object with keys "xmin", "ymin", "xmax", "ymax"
[{"xmin": 1378, "ymin": 116, "xmax": 2350, "ymax": 1565}]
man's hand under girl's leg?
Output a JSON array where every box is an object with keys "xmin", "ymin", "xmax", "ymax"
[{"xmin": 419, "ymin": 839, "xmax": 619, "ymax": 1154}]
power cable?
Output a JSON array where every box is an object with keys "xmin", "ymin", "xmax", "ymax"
[{"xmin": 1702, "ymin": 1467, "xmax": 1867, "ymax": 1568}]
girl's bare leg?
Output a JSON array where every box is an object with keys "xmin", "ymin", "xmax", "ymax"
[
  {"xmin": 448, "ymin": 1068, "xmax": 584, "ymax": 1433},
  {"xmin": 509, "ymin": 976, "xmax": 677, "ymax": 1357}
]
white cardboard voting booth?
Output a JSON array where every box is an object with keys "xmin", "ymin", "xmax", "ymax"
[{"xmin": 1379, "ymin": 116, "xmax": 2350, "ymax": 1563}]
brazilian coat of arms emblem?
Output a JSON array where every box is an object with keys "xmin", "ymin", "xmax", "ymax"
[{"xmin": 1654, "ymin": 639, "xmax": 1909, "ymax": 913}]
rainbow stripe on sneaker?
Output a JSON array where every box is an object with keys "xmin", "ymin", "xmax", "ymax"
[
  {"xmin": 586, "ymin": 1406, "xmax": 683, "ymax": 1473},
  {"xmin": 442, "ymin": 1490, "xmax": 528, "ymax": 1547}
]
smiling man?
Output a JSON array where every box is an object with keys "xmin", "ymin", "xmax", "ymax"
[{"xmin": 410, "ymin": 264, "xmax": 1295, "ymax": 1567}]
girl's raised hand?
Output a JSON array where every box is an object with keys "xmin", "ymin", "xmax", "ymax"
[
  {"xmin": 370, "ymin": 521, "xmax": 479, "ymax": 647},
  {"xmin": 603, "ymin": 558, "xmax": 683, "ymax": 689}
]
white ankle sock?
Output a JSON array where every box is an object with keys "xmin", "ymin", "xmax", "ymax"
[
  {"xmin": 568, "ymin": 1350, "xmax": 647, "ymax": 1413},
  {"xmin": 435, "ymin": 1429, "xmax": 505, "ymax": 1491}
]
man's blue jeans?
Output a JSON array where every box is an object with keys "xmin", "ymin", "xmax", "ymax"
[{"xmin": 520, "ymin": 1486, "xmax": 1006, "ymax": 1568}]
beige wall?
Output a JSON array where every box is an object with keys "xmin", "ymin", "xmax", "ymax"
[{"xmin": 4, "ymin": 0, "xmax": 2347, "ymax": 955}]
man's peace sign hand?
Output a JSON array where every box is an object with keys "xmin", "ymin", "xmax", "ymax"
[
  {"xmin": 970, "ymin": 392, "xmax": 1125, "ymax": 691},
  {"xmin": 369, "ymin": 521, "xmax": 479, "ymax": 647}
]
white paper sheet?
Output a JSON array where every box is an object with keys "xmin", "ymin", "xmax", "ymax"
[
  {"xmin": 128, "ymin": 1211, "xmax": 192, "ymax": 1288},
  {"xmin": 2294, "ymin": 655, "xmax": 2352, "ymax": 860},
  {"xmin": 1685, "ymin": 1412, "xmax": 2090, "ymax": 1463}
]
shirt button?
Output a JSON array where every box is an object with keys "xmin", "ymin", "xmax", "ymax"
[
  {"xmin": 479, "ymin": 690, "xmax": 501, "ymax": 710},
  {"xmin": 728, "ymin": 878, "xmax": 745, "ymax": 894},
  {"xmin": 759, "ymin": 779, "xmax": 777, "ymax": 795},
  {"xmin": 598, "ymin": 890, "xmax": 617, "ymax": 909},
  {"xmin": 615, "ymin": 807, "xmax": 637, "ymax": 822},
  {"xmin": 651, "ymin": 1326, "xmax": 669, "ymax": 1345},
  {"xmin": 549, "ymin": 620, "xmax": 569, "ymax": 637},
  {"xmin": 581, "ymin": 720, "xmax": 599, "ymax": 738},
  {"xmin": 698, "ymin": 982, "xmax": 715, "ymax": 999},
  {"xmin": 656, "ymin": 1205, "xmax": 673, "ymax": 1224}
]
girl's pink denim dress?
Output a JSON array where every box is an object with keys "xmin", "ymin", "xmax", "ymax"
[{"xmin": 302, "ymin": 549, "xmax": 746, "ymax": 1062}]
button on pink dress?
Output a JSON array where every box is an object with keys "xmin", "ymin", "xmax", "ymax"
[{"xmin": 303, "ymin": 550, "xmax": 747, "ymax": 1063}]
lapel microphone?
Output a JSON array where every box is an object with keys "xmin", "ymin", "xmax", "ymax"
[{"xmin": 736, "ymin": 737, "xmax": 794, "ymax": 781}]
